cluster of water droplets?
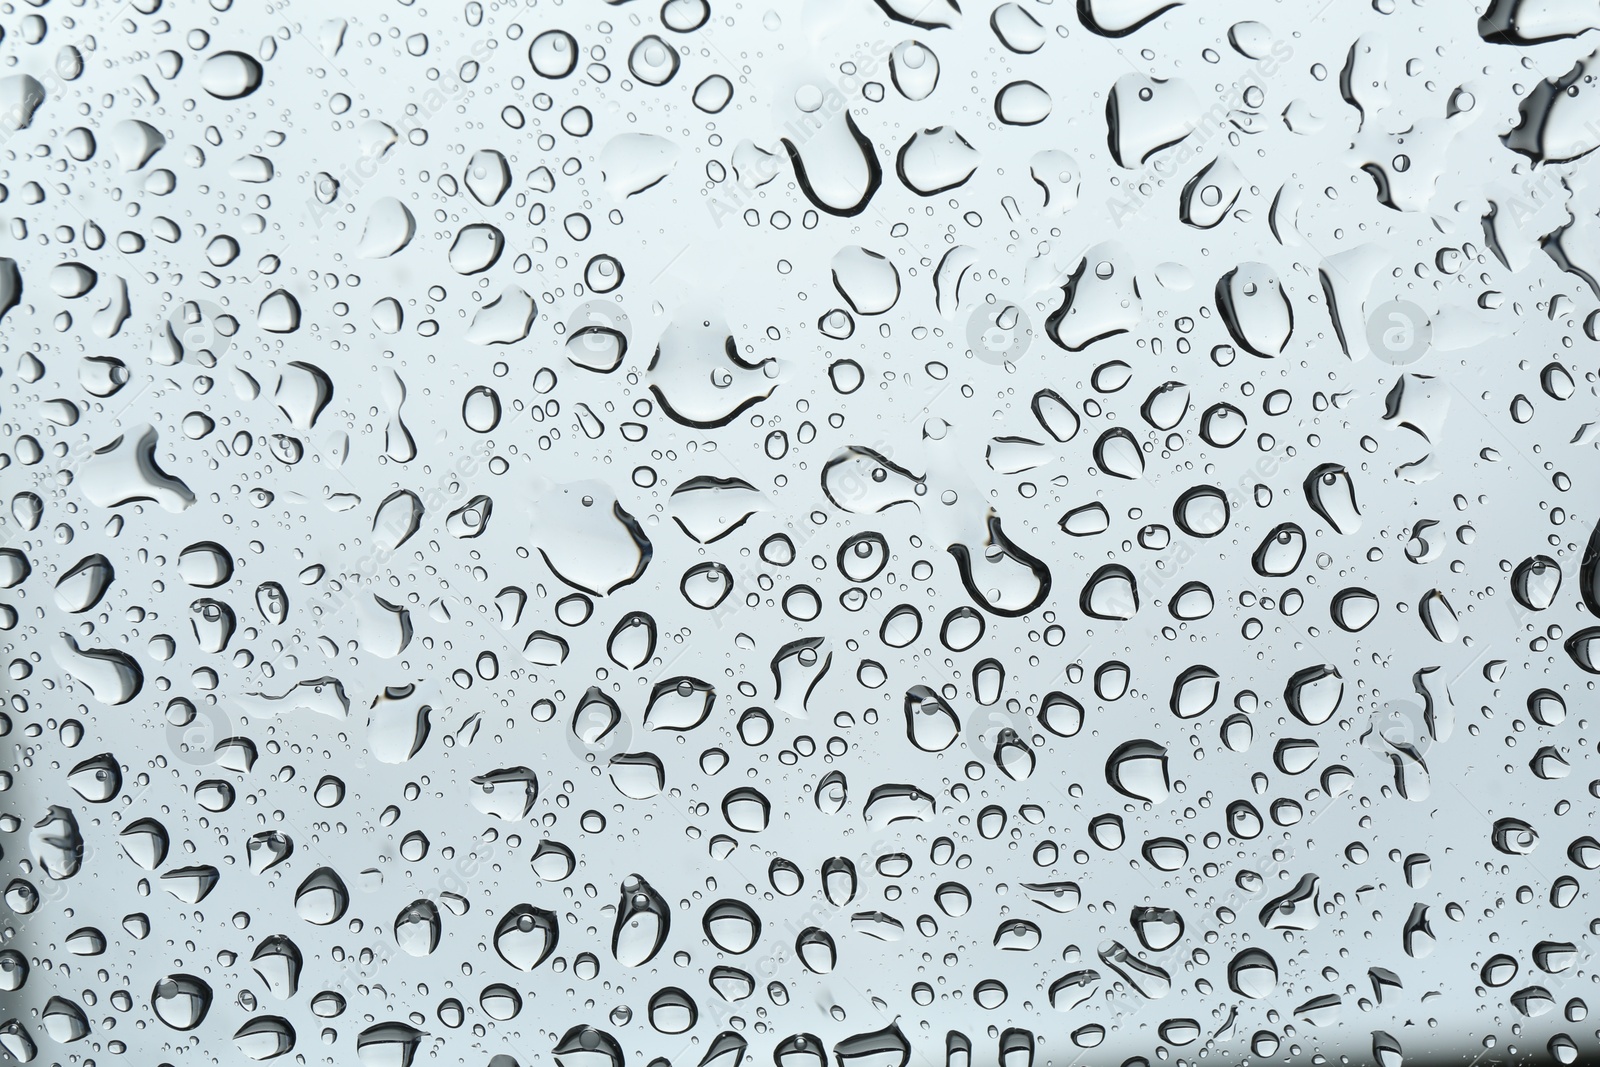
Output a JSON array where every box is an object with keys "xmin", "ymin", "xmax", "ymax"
[{"xmin": 3, "ymin": 0, "xmax": 1600, "ymax": 1065}]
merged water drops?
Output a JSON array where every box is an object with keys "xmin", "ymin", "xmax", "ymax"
[{"xmin": 0, "ymin": 1, "xmax": 1592, "ymax": 1065}]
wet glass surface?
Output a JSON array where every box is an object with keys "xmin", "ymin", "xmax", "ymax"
[{"xmin": 1, "ymin": 1, "xmax": 1599, "ymax": 1065}]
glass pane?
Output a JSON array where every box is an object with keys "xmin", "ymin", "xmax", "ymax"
[{"xmin": 0, "ymin": 3, "xmax": 1592, "ymax": 1067}]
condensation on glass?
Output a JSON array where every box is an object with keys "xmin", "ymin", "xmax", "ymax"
[{"xmin": 0, "ymin": 1, "xmax": 1596, "ymax": 1066}]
